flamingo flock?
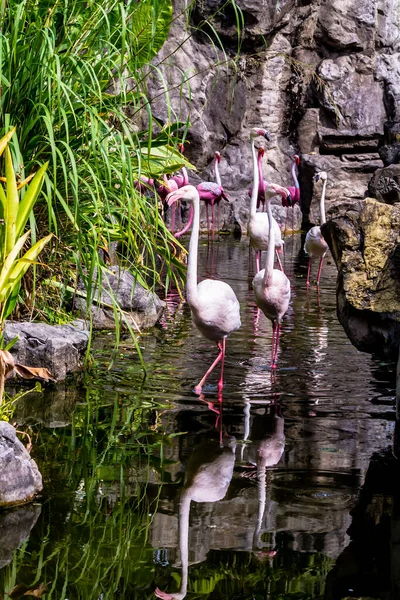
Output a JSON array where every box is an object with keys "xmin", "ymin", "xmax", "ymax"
[{"xmin": 135, "ymin": 130, "xmax": 329, "ymax": 392}]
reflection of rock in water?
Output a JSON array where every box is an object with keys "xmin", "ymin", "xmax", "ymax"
[
  {"xmin": 0, "ymin": 504, "xmax": 41, "ymax": 568},
  {"xmin": 324, "ymin": 443, "xmax": 400, "ymax": 600},
  {"xmin": 13, "ymin": 383, "xmax": 79, "ymax": 427}
]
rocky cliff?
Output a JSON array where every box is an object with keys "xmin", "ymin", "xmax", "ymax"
[{"xmin": 149, "ymin": 0, "xmax": 400, "ymax": 231}]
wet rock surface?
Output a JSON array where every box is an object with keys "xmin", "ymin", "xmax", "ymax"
[
  {"xmin": 0, "ymin": 422, "xmax": 42, "ymax": 507},
  {"xmin": 322, "ymin": 197, "xmax": 400, "ymax": 358},
  {"xmin": 4, "ymin": 321, "xmax": 89, "ymax": 382},
  {"xmin": 149, "ymin": 0, "xmax": 400, "ymax": 232},
  {"xmin": 75, "ymin": 266, "xmax": 165, "ymax": 330}
]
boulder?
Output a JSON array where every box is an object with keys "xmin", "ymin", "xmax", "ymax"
[
  {"xmin": 322, "ymin": 198, "xmax": 400, "ymax": 359},
  {"xmin": 3, "ymin": 321, "xmax": 89, "ymax": 382},
  {"xmin": 0, "ymin": 422, "xmax": 42, "ymax": 507},
  {"xmin": 368, "ymin": 164, "xmax": 400, "ymax": 204},
  {"xmin": 378, "ymin": 142, "xmax": 400, "ymax": 166},
  {"xmin": 75, "ymin": 266, "xmax": 165, "ymax": 330}
]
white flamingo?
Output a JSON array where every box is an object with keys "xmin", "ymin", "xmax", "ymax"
[
  {"xmin": 252, "ymin": 183, "xmax": 291, "ymax": 369},
  {"xmin": 166, "ymin": 185, "xmax": 241, "ymax": 394},
  {"xmin": 304, "ymin": 171, "xmax": 329, "ymax": 287},
  {"xmin": 248, "ymin": 128, "xmax": 286, "ymax": 272}
]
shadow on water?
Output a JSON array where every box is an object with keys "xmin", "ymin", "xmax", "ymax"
[{"xmin": 0, "ymin": 234, "xmax": 398, "ymax": 599}]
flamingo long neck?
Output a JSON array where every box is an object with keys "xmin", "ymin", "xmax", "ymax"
[
  {"xmin": 258, "ymin": 151, "xmax": 265, "ymax": 194},
  {"xmin": 254, "ymin": 465, "xmax": 267, "ymax": 546},
  {"xmin": 291, "ymin": 159, "xmax": 299, "ymax": 189},
  {"xmin": 263, "ymin": 194, "xmax": 275, "ymax": 287},
  {"xmin": 250, "ymin": 138, "xmax": 259, "ymax": 217},
  {"xmin": 182, "ymin": 166, "xmax": 189, "ymax": 186},
  {"xmin": 186, "ymin": 192, "xmax": 200, "ymax": 305},
  {"xmin": 177, "ymin": 490, "xmax": 191, "ymax": 598},
  {"xmin": 214, "ymin": 156, "xmax": 221, "ymax": 186},
  {"xmin": 320, "ymin": 179, "xmax": 327, "ymax": 225}
]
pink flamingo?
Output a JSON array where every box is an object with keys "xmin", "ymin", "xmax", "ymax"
[
  {"xmin": 248, "ymin": 128, "xmax": 288, "ymax": 273},
  {"xmin": 133, "ymin": 175, "xmax": 154, "ymax": 194},
  {"xmin": 252, "ymin": 182, "xmax": 291, "ymax": 370},
  {"xmin": 284, "ymin": 154, "xmax": 301, "ymax": 231},
  {"xmin": 304, "ymin": 171, "xmax": 328, "ymax": 287},
  {"xmin": 197, "ymin": 151, "xmax": 228, "ymax": 238},
  {"xmin": 166, "ymin": 185, "xmax": 241, "ymax": 395}
]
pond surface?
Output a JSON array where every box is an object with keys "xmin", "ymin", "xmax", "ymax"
[{"xmin": 0, "ymin": 235, "xmax": 397, "ymax": 600}]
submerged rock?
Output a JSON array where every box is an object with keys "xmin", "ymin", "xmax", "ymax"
[
  {"xmin": 0, "ymin": 422, "xmax": 42, "ymax": 507},
  {"xmin": 3, "ymin": 321, "xmax": 89, "ymax": 382},
  {"xmin": 75, "ymin": 266, "xmax": 165, "ymax": 330},
  {"xmin": 322, "ymin": 197, "xmax": 400, "ymax": 359}
]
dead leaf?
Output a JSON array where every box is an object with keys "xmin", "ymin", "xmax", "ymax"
[
  {"xmin": 7, "ymin": 582, "xmax": 49, "ymax": 599},
  {"xmin": 7, "ymin": 583, "xmax": 30, "ymax": 598},
  {"xmin": 23, "ymin": 582, "xmax": 48, "ymax": 597},
  {"xmin": 13, "ymin": 364, "xmax": 55, "ymax": 382}
]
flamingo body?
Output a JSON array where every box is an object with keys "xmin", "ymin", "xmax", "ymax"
[
  {"xmin": 304, "ymin": 226, "xmax": 328, "ymax": 259},
  {"xmin": 252, "ymin": 268, "xmax": 290, "ymax": 325},
  {"xmin": 248, "ymin": 212, "xmax": 283, "ymax": 253},
  {"xmin": 196, "ymin": 181, "xmax": 227, "ymax": 205},
  {"xmin": 191, "ymin": 279, "xmax": 241, "ymax": 342}
]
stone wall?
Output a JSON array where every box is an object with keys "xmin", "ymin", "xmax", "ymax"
[{"xmin": 149, "ymin": 0, "xmax": 400, "ymax": 230}]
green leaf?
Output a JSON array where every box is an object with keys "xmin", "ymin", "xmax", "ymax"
[
  {"xmin": 16, "ymin": 162, "xmax": 49, "ymax": 238},
  {"xmin": 4, "ymin": 146, "xmax": 18, "ymax": 254}
]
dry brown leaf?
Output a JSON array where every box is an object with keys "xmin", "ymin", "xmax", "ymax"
[
  {"xmin": 23, "ymin": 582, "xmax": 48, "ymax": 597},
  {"xmin": 7, "ymin": 583, "xmax": 30, "ymax": 598},
  {"xmin": 7, "ymin": 582, "xmax": 49, "ymax": 599},
  {"xmin": 13, "ymin": 364, "xmax": 56, "ymax": 382}
]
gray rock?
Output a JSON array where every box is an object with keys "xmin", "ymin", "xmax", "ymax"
[
  {"xmin": 0, "ymin": 503, "xmax": 41, "ymax": 568},
  {"xmin": 379, "ymin": 143, "xmax": 400, "ymax": 166},
  {"xmin": 3, "ymin": 321, "xmax": 89, "ymax": 382},
  {"xmin": 0, "ymin": 422, "xmax": 42, "ymax": 507},
  {"xmin": 368, "ymin": 164, "xmax": 400, "ymax": 204},
  {"xmin": 75, "ymin": 266, "xmax": 165, "ymax": 330}
]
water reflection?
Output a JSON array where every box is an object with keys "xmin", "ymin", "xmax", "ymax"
[
  {"xmin": 1, "ymin": 235, "xmax": 397, "ymax": 599},
  {"xmin": 155, "ymin": 433, "xmax": 236, "ymax": 599}
]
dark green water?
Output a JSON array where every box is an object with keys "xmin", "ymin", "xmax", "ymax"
[{"xmin": 0, "ymin": 235, "xmax": 397, "ymax": 600}]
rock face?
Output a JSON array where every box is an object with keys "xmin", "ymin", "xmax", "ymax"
[
  {"xmin": 4, "ymin": 321, "xmax": 89, "ymax": 382},
  {"xmin": 75, "ymin": 266, "xmax": 165, "ymax": 330},
  {"xmin": 322, "ymin": 197, "xmax": 400, "ymax": 358},
  {"xmin": 0, "ymin": 422, "xmax": 42, "ymax": 507},
  {"xmin": 368, "ymin": 163, "xmax": 400, "ymax": 204},
  {"xmin": 149, "ymin": 0, "xmax": 400, "ymax": 231}
]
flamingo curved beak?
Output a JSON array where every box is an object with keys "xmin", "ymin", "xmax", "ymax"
[
  {"xmin": 315, "ymin": 173, "xmax": 320, "ymax": 182},
  {"xmin": 287, "ymin": 192, "xmax": 293, "ymax": 207},
  {"xmin": 166, "ymin": 189, "xmax": 184, "ymax": 207},
  {"xmin": 264, "ymin": 131, "xmax": 271, "ymax": 141}
]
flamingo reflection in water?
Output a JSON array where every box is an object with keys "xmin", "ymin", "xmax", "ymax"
[
  {"xmin": 155, "ymin": 435, "xmax": 236, "ymax": 600},
  {"xmin": 240, "ymin": 400, "xmax": 285, "ymax": 556}
]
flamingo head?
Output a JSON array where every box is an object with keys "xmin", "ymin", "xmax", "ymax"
[
  {"xmin": 250, "ymin": 127, "xmax": 270, "ymax": 142},
  {"xmin": 294, "ymin": 154, "xmax": 300, "ymax": 166},
  {"xmin": 258, "ymin": 147, "xmax": 265, "ymax": 157},
  {"xmin": 214, "ymin": 150, "xmax": 221, "ymax": 162},
  {"xmin": 315, "ymin": 171, "xmax": 327, "ymax": 182},
  {"xmin": 266, "ymin": 183, "xmax": 292, "ymax": 206},
  {"xmin": 178, "ymin": 142, "xmax": 185, "ymax": 154},
  {"xmin": 166, "ymin": 184, "xmax": 197, "ymax": 207}
]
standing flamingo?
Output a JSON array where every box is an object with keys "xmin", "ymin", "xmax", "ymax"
[
  {"xmin": 166, "ymin": 185, "xmax": 241, "ymax": 394},
  {"xmin": 284, "ymin": 154, "xmax": 301, "ymax": 231},
  {"xmin": 248, "ymin": 147, "xmax": 269, "ymax": 211},
  {"xmin": 248, "ymin": 128, "xmax": 288, "ymax": 273},
  {"xmin": 252, "ymin": 183, "xmax": 291, "ymax": 370},
  {"xmin": 197, "ymin": 152, "xmax": 228, "ymax": 238},
  {"xmin": 304, "ymin": 171, "xmax": 328, "ymax": 287}
]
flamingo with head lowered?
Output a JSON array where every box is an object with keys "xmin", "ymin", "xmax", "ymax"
[
  {"xmin": 304, "ymin": 171, "xmax": 329, "ymax": 287},
  {"xmin": 248, "ymin": 128, "xmax": 289, "ymax": 273},
  {"xmin": 166, "ymin": 185, "xmax": 241, "ymax": 394},
  {"xmin": 197, "ymin": 151, "xmax": 228, "ymax": 238},
  {"xmin": 283, "ymin": 154, "xmax": 301, "ymax": 231},
  {"xmin": 252, "ymin": 182, "xmax": 291, "ymax": 369}
]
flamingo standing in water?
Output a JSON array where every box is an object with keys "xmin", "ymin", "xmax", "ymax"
[
  {"xmin": 248, "ymin": 147, "xmax": 269, "ymax": 211},
  {"xmin": 166, "ymin": 185, "xmax": 241, "ymax": 394},
  {"xmin": 284, "ymin": 154, "xmax": 301, "ymax": 231},
  {"xmin": 197, "ymin": 152, "xmax": 228, "ymax": 238},
  {"xmin": 248, "ymin": 128, "xmax": 287, "ymax": 273},
  {"xmin": 252, "ymin": 183, "xmax": 291, "ymax": 369},
  {"xmin": 304, "ymin": 171, "xmax": 329, "ymax": 287}
]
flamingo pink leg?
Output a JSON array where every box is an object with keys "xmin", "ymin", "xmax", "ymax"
[
  {"xmin": 211, "ymin": 202, "xmax": 215, "ymax": 241},
  {"xmin": 306, "ymin": 257, "xmax": 312, "ymax": 287},
  {"xmin": 205, "ymin": 203, "xmax": 210, "ymax": 234},
  {"xmin": 170, "ymin": 202, "xmax": 176, "ymax": 234},
  {"xmin": 194, "ymin": 340, "xmax": 225, "ymax": 395},
  {"xmin": 272, "ymin": 323, "xmax": 281, "ymax": 369},
  {"xmin": 217, "ymin": 337, "xmax": 226, "ymax": 393},
  {"xmin": 216, "ymin": 202, "xmax": 220, "ymax": 237},
  {"xmin": 271, "ymin": 322, "xmax": 277, "ymax": 367},
  {"xmin": 316, "ymin": 257, "xmax": 324, "ymax": 286}
]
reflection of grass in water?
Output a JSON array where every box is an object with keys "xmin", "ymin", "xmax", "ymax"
[{"xmin": 0, "ymin": 387, "xmax": 179, "ymax": 599}]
